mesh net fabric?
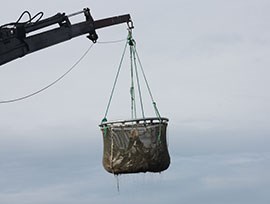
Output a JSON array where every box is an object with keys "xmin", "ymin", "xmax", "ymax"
[{"xmin": 100, "ymin": 120, "xmax": 170, "ymax": 174}]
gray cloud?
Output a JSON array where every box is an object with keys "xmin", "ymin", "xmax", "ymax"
[{"xmin": 1, "ymin": 147, "xmax": 269, "ymax": 204}]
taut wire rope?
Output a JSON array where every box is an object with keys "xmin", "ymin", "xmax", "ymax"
[
  {"xmin": 101, "ymin": 31, "xmax": 162, "ymax": 122},
  {"xmin": 132, "ymin": 45, "xmax": 145, "ymax": 119},
  {"xmin": 129, "ymin": 40, "xmax": 136, "ymax": 119},
  {"xmin": 97, "ymin": 38, "xmax": 126, "ymax": 44},
  {"xmin": 133, "ymin": 46, "xmax": 161, "ymax": 118},
  {"xmin": 102, "ymin": 41, "xmax": 128, "ymax": 121}
]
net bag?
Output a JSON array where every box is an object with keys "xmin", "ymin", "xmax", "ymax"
[
  {"xmin": 100, "ymin": 117, "xmax": 170, "ymax": 174},
  {"xmin": 100, "ymin": 31, "xmax": 170, "ymax": 174}
]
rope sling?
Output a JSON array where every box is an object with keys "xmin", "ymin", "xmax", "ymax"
[{"xmin": 99, "ymin": 30, "xmax": 170, "ymax": 174}]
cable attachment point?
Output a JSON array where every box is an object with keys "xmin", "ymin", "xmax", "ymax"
[
  {"xmin": 127, "ymin": 19, "xmax": 134, "ymax": 30},
  {"xmin": 127, "ymin": 29, "xmax": 135, "ymax": 46}
]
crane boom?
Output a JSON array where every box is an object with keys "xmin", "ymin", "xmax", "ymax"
[{"xmin": 0, "ymin": 8, "xmax": 133, "ymax": 66}]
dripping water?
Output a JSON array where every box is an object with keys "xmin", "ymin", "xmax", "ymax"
[{"xmin": 115, "ymin": 174, "xmax": 120, "ymax": 192}]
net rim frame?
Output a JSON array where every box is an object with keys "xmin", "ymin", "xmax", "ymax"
[{"xmin": 99, "ymin": 117, "xmax": 169, "ymax": 127}]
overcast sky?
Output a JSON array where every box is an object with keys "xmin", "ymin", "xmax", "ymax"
[{"xmin": 1, "ymin": 0, "xmax": 270, "ymax": 203}]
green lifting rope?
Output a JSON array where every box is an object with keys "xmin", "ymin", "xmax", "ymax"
[
  {"xmin": 102, "ymin": 30, "xmax": 161, "ymax": 123},
  {"xmin": 102, "ymin": 41, "xmax": 128, "ymax": 122}
]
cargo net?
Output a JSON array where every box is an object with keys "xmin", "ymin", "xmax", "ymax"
[
  {"xmin": 100, "ymin": 117, "xmax": 170, "ymax": 174},
  {"xmin": 100, "ymin": 30, "xmax": 170, "ymax": 174}
]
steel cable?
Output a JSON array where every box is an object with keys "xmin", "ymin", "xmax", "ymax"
[{"xmin": 0, "ymin": 43, "xmax": 94, "ymax": 104}]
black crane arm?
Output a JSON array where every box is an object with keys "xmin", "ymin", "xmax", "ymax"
[{"xmin": 0, "ymin": 8, "xmax": 133, "ymax": 66}]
